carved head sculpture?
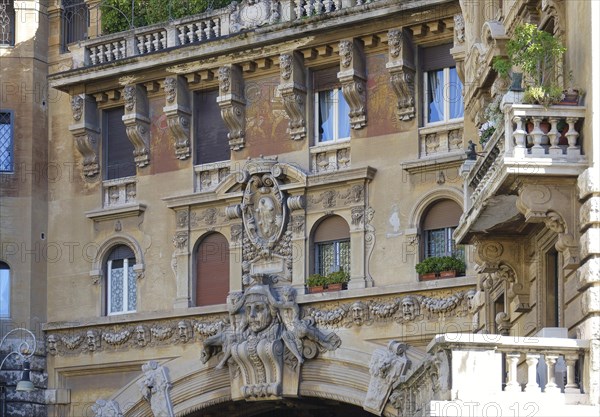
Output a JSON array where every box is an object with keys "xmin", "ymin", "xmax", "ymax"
[
  {"xmin": 465, "ymin": 289, "xmax": 477, "ymax": 313},
  {"xmin": 86, "ymin": 330, "xmax": 98, "ymax": 351},
  {"xmin": 401, "ymin": 296, "xmax": 419, "ymax": 321},
  {"xmin": 351, "ymin": 301, "xmax": 368, "ymax": 325},
  {"xmin": 47, "ymin": 334, "xmax": 58, "ymax": 355},
  {"xmin": 177, "ymin": 320, "xmax": 192, "ymax": 342},
  {"xmin": 135, "ymin": 325, "xmax": 149, "ymax": 347},
  {"xmin": 242, "ymin": 285, "xmax": 276, "ymax": 334}
]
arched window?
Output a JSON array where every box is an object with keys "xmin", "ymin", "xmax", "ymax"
[
  {"xmin": 195, "ymin": 233, "xmax": 229, "ymax": 306},
  {"xmin": 312, "ymin": 216, "xmax": 350, "ymax": 276},
  {"xmin": 105, "ymin": 245, "xmax": 136, "ymax": 315},
  {"xmin": 0, "ymin": 261, "xmax": 10, "ymax": 317},
  {"xmin": 421, "ymin": 199, "xmax": 463, "ymax": 259}
]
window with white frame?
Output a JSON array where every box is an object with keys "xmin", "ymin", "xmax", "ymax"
[
  {"xmin": 105, "ymin": 245, "xmax": 136, "ymax": 315},
  {"xmin": 313, "ymin": 215, "xmax": 351, "ymax": 276},
  {"xmin": 0, "ymin": 111, "xmax": 13, "ymax": 172},
  {"xmin": 313, "ymin": 68, "xmax": 351, "ymax": 143},
  {"xmin": 0, "ymin": 262, "xmax": 10, "ymax": 317},
  {"xmin": 422, "ymin": 44, "xmax": 464, "ymax": 125},
  {"xmin": 0, "ymin": 0, "xmax": 15, "ymax": 46}
]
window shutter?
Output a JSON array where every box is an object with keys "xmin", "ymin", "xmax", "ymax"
[
  {"xmin": 421, "ymin": 44, "xmax": 455, "ymax": 72},
  {"xmin": 313, "ymin": 67, "xmax": 340, "ymax": 91},
  {"xmin": 422, "ymin": 199, "xmax": 462, "ymax": 230},
  {"xmin": 195, "ymin": 90, "xmax": 231, "ymax": 165},
  {"xmin": 196, "ymin": 233, "xmax": 230, "ymax": 306},
  {"xmin": 314, "ymin": 215, "xmax": 350, "ymax": 242},
  {"xmin": 104, "ymin": 107, "xmax": 136, "ymax": 180},
  {"xmin": 107, "ymin": 245, "xmax": 135, "ymax": 261}
]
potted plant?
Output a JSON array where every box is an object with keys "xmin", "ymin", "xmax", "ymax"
[
  {"xmin": 307, "ymin": 274, "xmax": 326, "ymax": 293},
  {"xmin": 325, "ymin": 270, "xmax": 349, "ymax": 292},
  {"xmin": 415, "ymin": 257, "xmax": 441, "ymax": 280},
  {"xmin": 493, "ymin": 23, "xmax": 566, "ymax": 107},
  {"xmin": 561, "ymin": 70, "xmax": 582, "ymax": 105},
  {"xmin": 438, "ymin": 256, "xmax": 466, "ymax": 278}
]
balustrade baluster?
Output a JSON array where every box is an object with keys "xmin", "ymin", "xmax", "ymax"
[
  {"xmin": 295, "ymin": 0, "xmax": 304, "ymax": 19},
  {"xmin": 564, "ymin": 354, "xmax": 580, "ymax": 392},
  {"xmin": 548, "ymin": 117, "xmax": 560, "ymax": 154},
  {"xmin": 544, "ymin": 354, "xmax": 560, "ymax": 393},
  {"xmin": 137, "ymin": 35, "xmax": 146, "ymax": 53},
  {"xmin": 213, "ymin": 18, "xmax": 221, "ymax": 38},
  {"xmin": 187, "ymin": 24, "xmax": 196, "ymax": 43},
  {"xmin": 204, "ymin": 21, "xmax": 213, "ymax": 39},
  {"xmin": 524, "ymin": 354, "xmax": 541, "ymax": 393},
  {"xmin": 505, "ymin": 353, "xmax": 521, "ymax": 392},
  {"xmin": 145, "ymin": 34, "xmax": 153, "ymax": 53}
]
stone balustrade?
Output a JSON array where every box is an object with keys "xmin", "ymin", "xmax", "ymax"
[
  {"xmin": 418, "ymin": 122, "xmax": 464, "ymax": 158},
  {"xmin": 103, "ymin": 177, "xmax": 137, "ymax": 208},
  {"xmin": 411, "ymin": 333, "xmax": 598, "ymax": 417},
  {"xmin": 68, "ymin": 0, "xmax": 385, "ymax": 68},
  {"xmin": 310, "ymin": 141, "xmax": 351, "ymax": 173},
  {"xmin": 508, "ymin": 104, "xmax": 585, "ymax": 160}
]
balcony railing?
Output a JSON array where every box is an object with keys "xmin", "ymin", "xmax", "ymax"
[
  {"xmin": 396, "ymin": 333, "xmax": 595, "ymax": 416},
  {"xmin": 464, "ymin": 103, "xmax": 586, "ymax": 211},
  {"xmin": 66, "ymin": 0, "xmax": 386, "ymax": 68}
]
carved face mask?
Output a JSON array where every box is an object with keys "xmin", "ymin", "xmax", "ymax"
[
  {"xmin": 402, "ymin": 300, "xmax": 414, "ymax": 319},
  {"xmin": 246, "ymin": 300, "xmax": 272, "ymax": 333}
]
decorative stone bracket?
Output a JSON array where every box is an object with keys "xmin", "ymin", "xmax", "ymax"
[
  {"xmin": 163, "ymin": 76, "xmax": 191, "ymax": 160},
  {"xmin": 123, "ymin": 84, "xmax": 151, "ymax": 167},
  {"xmin": 278, "ymin": 52, "xmax": 307, "ymax": 140},
  {"xmin": 217, "ymin": 65, "xmax": 246, "ymax": 150},
  {"xmin": 69, "ymin": 94, "xmax": 100, "ymax": 177},
  {"xmin": 138, "ymin": 361, "xmax": 175, "ymax": 417},
  {"xmin": 338, "ymin": 39, "xmax": 367, "ymax": 129},
  {"xmin": 386, "ymin": 28, "xmax": 416, "ymax": 122},
  {"xmin": 517, "ymin": 183, "xmax": 580, "ymax": 269}
]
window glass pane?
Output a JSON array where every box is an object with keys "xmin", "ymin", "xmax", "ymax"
[
  {"xmin": 109, "ymin": 266, "xmax": 124, "ymax": 313},
  {"xmin": 338, "ymin": 240, "xmax": 350, "ymax": 273},
  {"xmin": 318, "ymin": 90, "xmax": 334, "ymax": 142},
  {"xmin": 195, "ymin": 90, "xmax": 230, "ymax": 164},
  {"xmin": 426, "ymin": 228, "xmax": 447, "ymax": 258},
  {"xmin": 317, "ymin": 242, "xmax": 335, "ymax": 275},
  {"xmin": 0, "ymin": 1, "xmax": 15, "ymax": 45},
  {"xmin": 0, "ymin": 268, "xmax": 9, "ymax": 317},
  {"xmin": 427, "ymin": 70, "xmax": 445, "ymax": 123},
  {"xmin": 448, "ymin": 67, "xmax": 464, "ymax": 119},
  {"xmin": 337, "ymin": 89, "xmax": 351, "ymax": 139},
  {"xmin": 104, "ymin": 107, "xmax": 136, "ymax": 180},
  {"xmin": 0, "ymin": 112, "xmax": 13, "ymax": 172},
  {"xmin": 127, "ymin": 261, "xmax": 136, "ymax": 311}
]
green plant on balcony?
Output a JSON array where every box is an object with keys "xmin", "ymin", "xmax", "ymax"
[
  {"xmin": 416, "ymin": 256, "xmax": 465, "ymax": 279},
  {"xmin": 307, "ymin": 273, "xmax": 327, "ymax": 288},
  {"xmin": 493, "ymin": 23, "xmax": 566, "ymax": 107},
  {"xmin": 101, "ymin": 0, "xmax": 235, "ymax": 35}
]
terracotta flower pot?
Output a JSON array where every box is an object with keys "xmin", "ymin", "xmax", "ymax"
[
  {"xmin": 439, "ymin": 270, "xmax": 457, "ymax": 278},
  {"xmin": 419, "ymin": 272, "xmax": 437, "ymax": 281},
  {"xmin": 325, "ymin": 283, "xmax": 344, "ymax": 292},
  {"xmin": 308, "ymin": 285, "xmax": 325, "ymax": 294}
]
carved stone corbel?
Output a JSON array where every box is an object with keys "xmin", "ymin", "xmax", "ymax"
[
  {"xmin": 122, "ymin": 84, "xmax": 151, "ymax": 167},
  {"xmin": 163, "ymin": 76, "xmax": 191, "ymax": 160},
  {"xmin": 278, "ymin": 52, "xmax": 306, "ymax": 140},
  {"xmin": 517, "ymin": 183, "xmax": 580, "ymax": 269},
  {"xmin": 138, "ymin": 361, "xmax": 175, "ymax": 417},
  {"xmin": 338, "ymin": 39, "xmax": 367, "ymax": 129},
  {"xmin": 386, "ymin": 29, "xmax": 416, "ymax": 121},
  {"xmin": 217, "ymin": 65, "xmax": 246, "ymax": 150},
  {"xmin": 69, "ymin": 94, "xmax": 100, "ymax": 177}
]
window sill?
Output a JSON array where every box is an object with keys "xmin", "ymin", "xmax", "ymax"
[
  {"xmin": 85, "ymin": 203, "xmax": 146, "ymax": 221},
  {"xmin": 194, "ymin": 160, "xmax": 231, "ymax": 193},
  {"xmin": 418, "ymin": 121, "xmax": 464, "ymax": 158}
]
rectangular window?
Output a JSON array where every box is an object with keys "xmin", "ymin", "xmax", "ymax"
[
  {"xmin": 315, "ymin": 239, "xmax": 350, "ymax": 276},
  {"xmin": 107, "ymin": 258, "xmax": 136, "ymax": 315},
  {"xmin": 0, "ymin": 111, "xmax": 13, "ymax": 172},
  {"xmin": 103, "ymin": 107, "xmax": 136, "ymax": 180},
  {"xmin": 195, "ymin": 90, "xmax": 230, "ymax": 165},
  {"xmin": 422, "ymin": 44, "xmax": 464, "ymax": 125},
  {"xmin": 313, "ymin": 68, "xmax": 350, "ymax": 143},
  {"xmin": 424, "ymin": 227, "xmax": 464, "ymax": 259},
  {"xmin": 0, "ymin": 263, "xmax": 10, "ymax": 317},
  {"xmin": 61, "ymin": 0, "xmax": 89, "ymax": 52},
  {"xmin": 0, "ymin": 0, "xmax": 15, "ymax": 46}
]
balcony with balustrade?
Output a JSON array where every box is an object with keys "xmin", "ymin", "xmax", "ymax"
[
  {"xmin": 397, "ymin": 333, "xmax": 598, "ymax": 417},
  {"xmin": 455, "ymin": 99, "xmax": 587, "ymax": 243}
]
